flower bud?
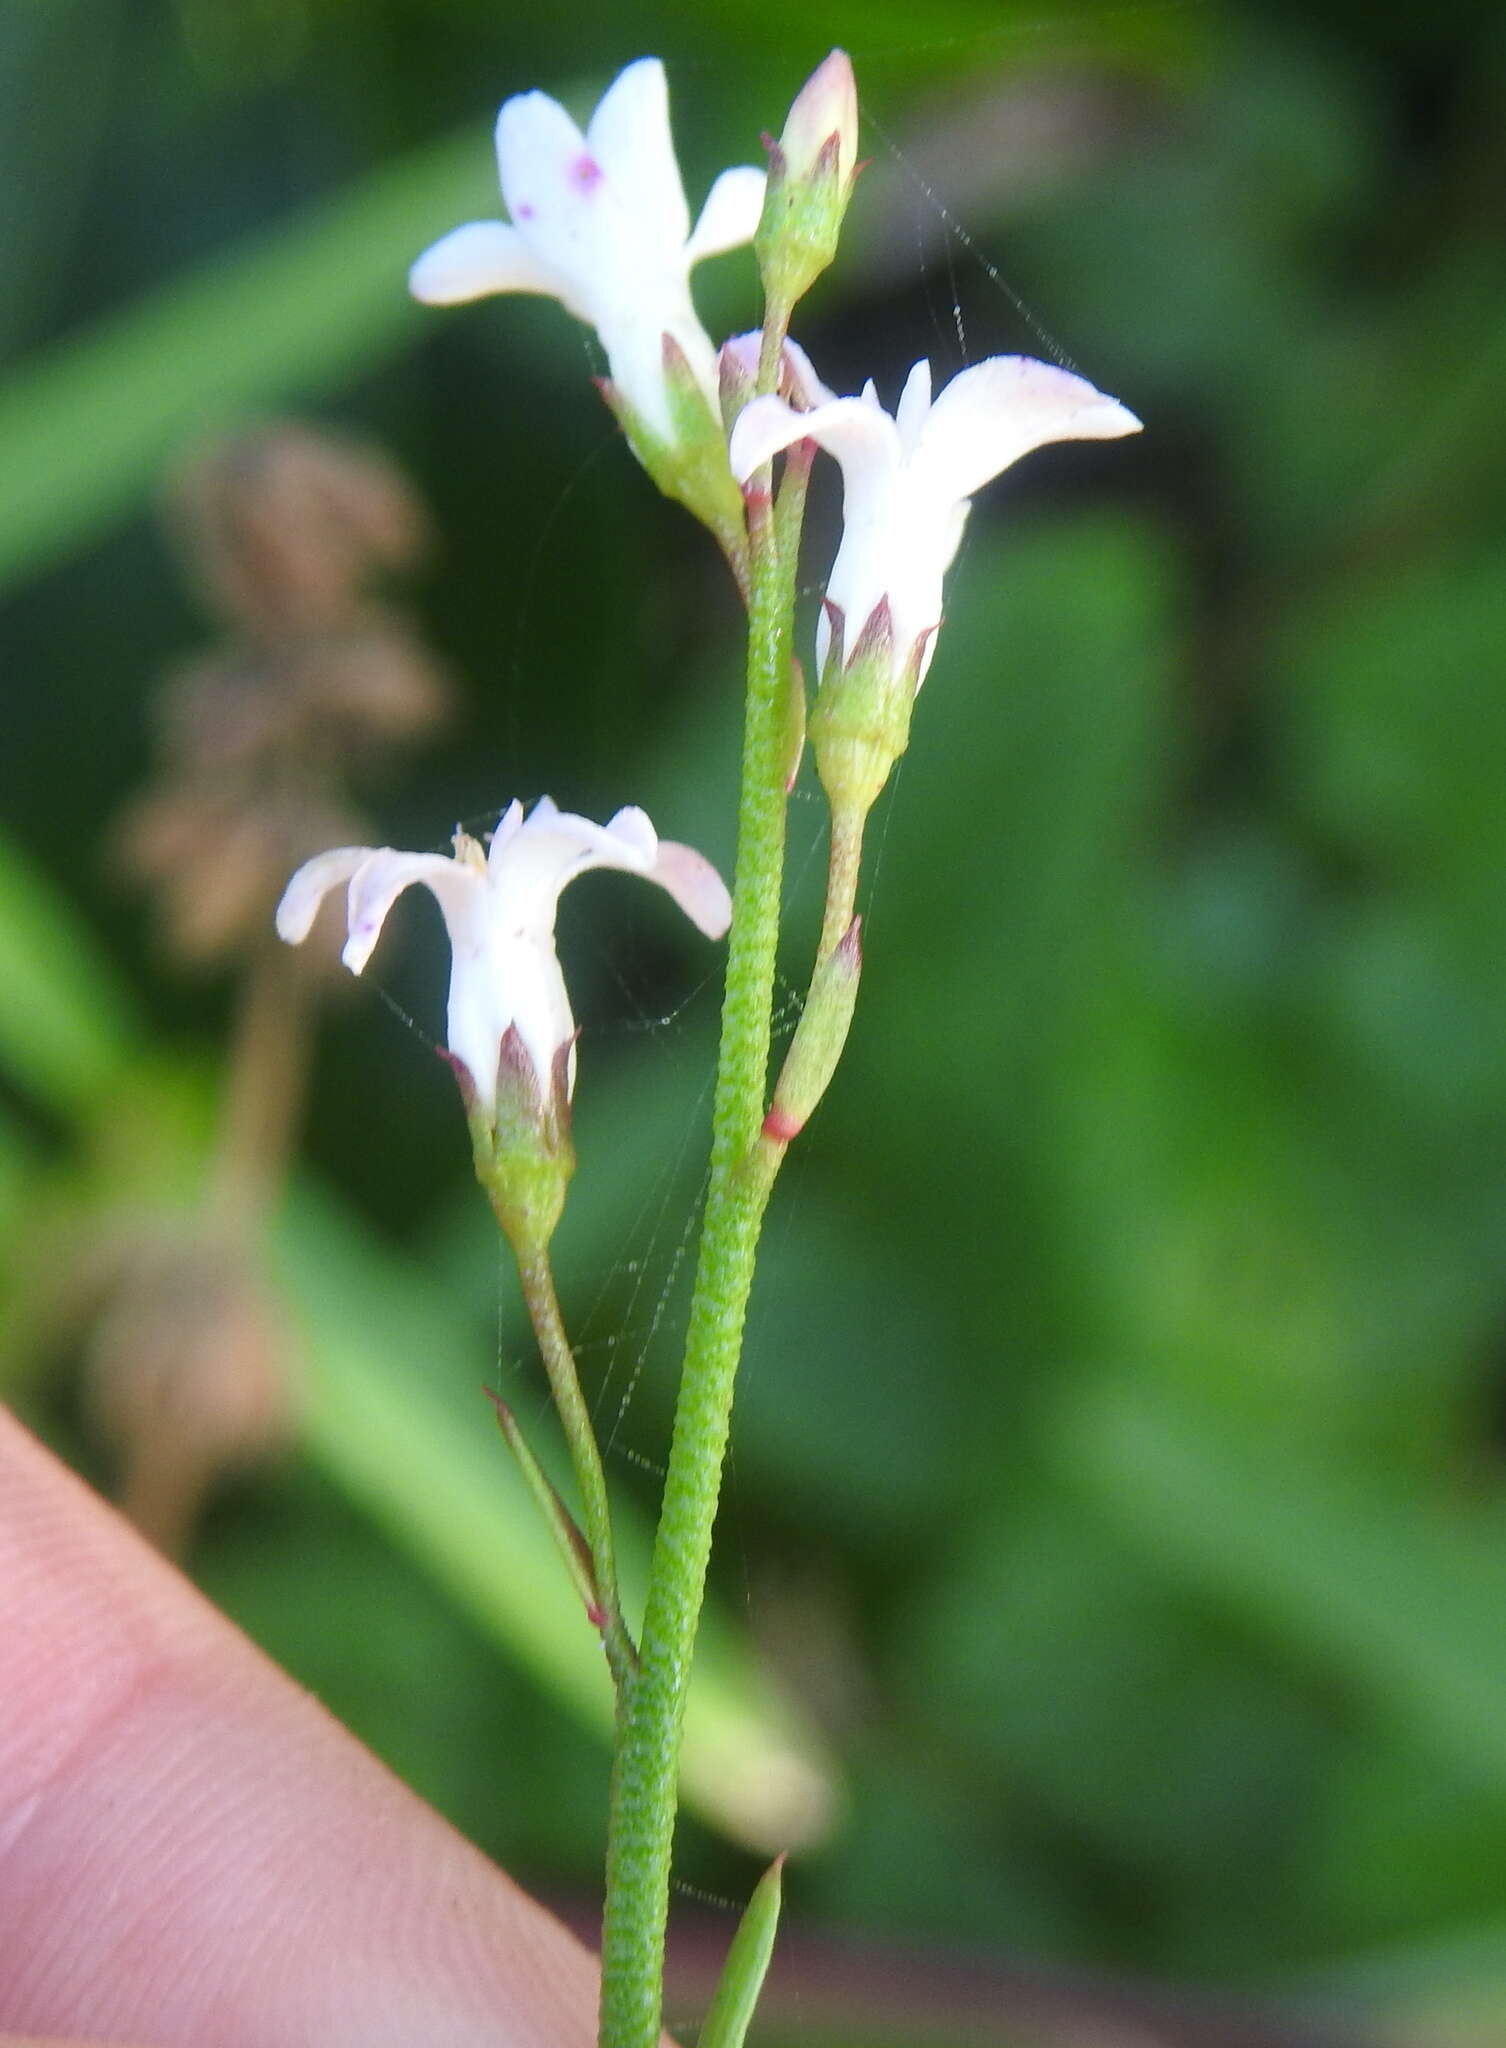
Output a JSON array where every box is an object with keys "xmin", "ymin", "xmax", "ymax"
[
  {"xmin": 764, "ymin": 916, "xmax": 861, "ymax": 1145},
  {"xmin": 755, "ymin": 50, "xmax": 859, "ymax": 311}
]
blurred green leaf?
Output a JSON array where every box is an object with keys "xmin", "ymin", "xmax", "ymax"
[
  {"xmin": 0, "ymin": 126, "xmax": 494, "ymax": 592},
  {"xmin": 0, "ymin": 829, "xmax": 136, "ymax": 1113},
  {"xmin": 1056, "ymin": 1380, "xmax": 1506, "ymax": 1797}
]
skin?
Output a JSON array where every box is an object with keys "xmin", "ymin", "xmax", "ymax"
[{"xmin": 0, "ymin": 1405, "xmax": 609, "ymax": 2048}]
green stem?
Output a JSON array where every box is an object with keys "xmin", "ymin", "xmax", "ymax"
[
  {"xmin": 598, "ymin": 313, "xmax": 796, "ymax": 2048},
  {"xmin": 515, "ymin": 1243, "xmax": 636, "ymax": 1697},
  {"xmin": 819, "ymin": 800, "xmax": 866, "ymax": 961}
]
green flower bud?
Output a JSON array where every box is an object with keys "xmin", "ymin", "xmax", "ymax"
[{"xmin": 754, "ymin": 50, "xmax": 859, "ymax": 311}]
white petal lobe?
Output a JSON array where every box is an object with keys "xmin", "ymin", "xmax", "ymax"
[{"xmin": 686, "ymin": 166, "xmax": 767, "ymax": 264}]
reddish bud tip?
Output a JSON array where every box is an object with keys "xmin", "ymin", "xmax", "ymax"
[{"xmin": 763, "ymin": 1105, "xmax": 803, "ymax": 1144}]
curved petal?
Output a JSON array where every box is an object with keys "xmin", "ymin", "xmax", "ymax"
[
  {"xmin": 685, "ymin": 165, "xmax": 766, "ymax": 265},
  {"xmin": 781, "ymin": 334, "xmax": 836, "ymax": 410},
  {"xmin": 586, "ymin": 58, "xmax": 690, "ymax": 253},
  {"xmin": 910, "ymin": 355, "xmax": 1142, "ymax": 507},
  {"xmin": 341, "ymin": 849, "xmax": 487, "ymax": 977},
  {"xmin": 727, "ymin": 394, "xmax": 807, "ymax": 480},
  {"xmin": 778, "ymin": 392, "xmax": 901, "ymax": 500},
  {"xmin": 650, "ymin": 841, "xmax": 732, "ymax": 939},
  {"xmin": 490, "ymin": 798, "xmax": 658, "ymax": 932},
  {"xmin": 408, "ymin": 221, "xmax": 565, "ymax": 307},
  {"xmin": 276, "ymin": 847, "xmax": 371, "ymax": 946}
]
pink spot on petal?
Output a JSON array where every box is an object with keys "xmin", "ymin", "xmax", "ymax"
[
  {"xmin": 515, "ymin": 200, "xmax": 535, "ymax": 220},
  {"xmin": 570, "ymin": 152, "xmax": 604, "ymax": 192}
]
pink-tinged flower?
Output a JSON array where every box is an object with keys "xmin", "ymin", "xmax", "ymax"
[
  {"xmin": 276, "ymin": 797, "xmax": 731, "ymax": 1113},
  {"xmin": 718, "ymin": 330, "xmax": 831, "ymax": 420},
  {"xmin": 729, "ymin": 355, "xmax": 1141, "ymax": 688},
  {"xmin": 409, "ymin": 59, "xmax": 765, "ymax": 443},
  {"xmin": 776, "ymin": 50, "xmax": 858, "ymax": 189}
]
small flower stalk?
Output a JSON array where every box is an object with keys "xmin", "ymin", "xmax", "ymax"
[{"xmin": 755, "ymin": 50, "xmax": 859, "ymax": 315}]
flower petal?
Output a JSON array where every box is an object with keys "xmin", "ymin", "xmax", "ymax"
[
  {"xmin": 494, "ymin": 87, "xmax": 587, "ymax": 218},
  {"xmin": 774, "ymin": 392, "xmax": 901, "ymax": 500},
  {"xmin": 909, "ymin": 355, "xmax": 1142, "ymax": 508},
  {"xmin": 490, "ymin": 797, "xmax": 659, "ymax": 933},
  {"xmin": 487, "ymin": 799, "xmax": 526, "ymax": 867},
  {"xmin": 408, "ymin": 221, "xmax": 566, "ymax": 307},
  {"xmin": 727, "ymin": 395, "xmax": 806, "ymax": 480},
  {"xmin": 585, "ymin": 58, "xmax": 690, "ymax": 253},
  {"xmin": 341, "ymin": 849, "xmax": 487, "ymax": 976},
  {"xmin": 685, "ymin": 165, "xmax": 766, "ymax": 265},
  {"xmin": 494, "ymin": 87, "xmax": 621, "ymax": 312},
  {"xmin": 893, "ymin": 357, "xmax": 933, "ymax": 453},
  {"xmin": 651, "ymin": 841, "xmax": 732, "ymax": 939},
  {"xmin": 276, "ymin": 847, "xmax": 371, "ymax": 945},
  {"xmin": 782, "ymin": 335, "xmax": 836, "ymax": 409}
]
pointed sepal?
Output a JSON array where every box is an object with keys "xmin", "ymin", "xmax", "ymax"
[
  {"xmin": 763, "ymin": 917, "xmax": 861, "ymax": 1145},
  {"xmin": 485, "ymin": 1389, "xmax": 602, "ymax": 1625},
  {"xmin": 697, "ymin": 1854, "xmax": 785, "ymax": 2048}
]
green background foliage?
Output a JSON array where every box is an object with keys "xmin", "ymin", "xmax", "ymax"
[{"xmin": 3, "ymin": 0, "xmax": 1504, "ymax": 2040}]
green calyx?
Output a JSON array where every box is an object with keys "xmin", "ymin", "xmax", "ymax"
[
  {"xmin": 470, "ymin": 1028, "xmax": 576, "ymax": 1253},
  {"xmin": 807, "ymin": 598, "xmax": 923, "ymax": 820},
  {"xmin": 600, "ymin": 339, "xmax": 750, "ymax": 592},
  {"xmin": 754, "ymin": 130, "xmax": 853, "ymax": 312}
]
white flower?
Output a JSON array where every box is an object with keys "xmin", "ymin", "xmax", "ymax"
[
  {"xmin": 729, "ymin": 355, "xmax": 1142, "ymax": 688},
  {"xmin": 276, "ymin": 797, "xmax": 731, "ymax": 1114},
  {"xmin": 409, "ymin": 58, "xmax": 765, "ymax": 443}
]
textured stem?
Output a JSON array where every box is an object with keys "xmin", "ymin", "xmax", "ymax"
[
  {"xmin": 598, "ymin": 314, "xmax": 795, "ymax": 2048},
  {"xmin": 515, "ymin": 1244, "xmax": 636, "ymax": 1695}
]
